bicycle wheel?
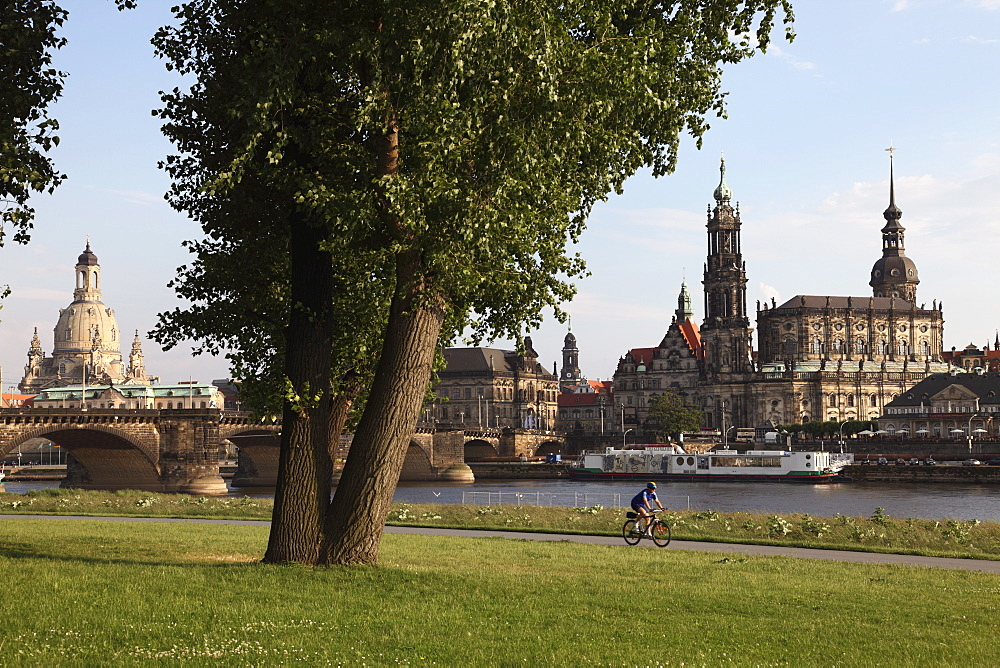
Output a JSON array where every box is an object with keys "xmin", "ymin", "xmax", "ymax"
[
  {"xmin": 622, "ymin": 519, "xmax": 641, "ymax": 545},
  {"xmin": 651, "ymin": 521, "xmax": 671, "ymax": 547}
]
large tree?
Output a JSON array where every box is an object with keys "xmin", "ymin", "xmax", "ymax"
[
  {"xmin": 0, "ymin": 0, "xmax": 67, "ymax": 245},
  {"xmin": 153, "ymin": 0, "xmax": 794, "ymax": 565}
]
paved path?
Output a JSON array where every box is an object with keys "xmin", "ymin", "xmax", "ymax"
[{"xmin": 4, "ymin": 514, "xmax": 1000, "ymax": 574}]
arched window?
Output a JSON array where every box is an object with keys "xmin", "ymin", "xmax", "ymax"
[
  {"xmin": 898, "ymin": 340, "xmax": 908, "ymax": 355},
  {"xmin": 833, "ymin": 339, "xmax": 843, "ymax": 353},
  {"xmin": 847, "ymin": 395, "xmax": 855, "ymax": 407},
  {"xmin": 855, "ymin": 338, "xmax": 866, "ymax": 354},
  {"xmin": 811, "ymin": 338, "xmax": 822, "ymax": 354},
  {"xmin": 870, "ymin": 394, "xmax": 878, "ymax": 407},
  {"xmin": 920, "ymin": 340, "xmax": 929, "ymax": 356},
  {"xmin": 875, "ymin": 340, "xmax": 886, "ymax": 355},
  {"xmin": 829, "ymin": 394, "xmax": 837, "ymax": 407}
]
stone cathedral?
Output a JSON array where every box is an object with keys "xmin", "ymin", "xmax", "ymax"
[
  {"xmin": 613, "ymin": 157, "xmax": 951, "ymax": 435},
  {"xmin": 19, "ymin": 243, "xmax": 155, "ymax": 393}
]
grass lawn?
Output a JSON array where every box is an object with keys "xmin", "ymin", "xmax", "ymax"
[{"xmin": 0, "ymin": 518, "xmax": 998, "ymax": 666}]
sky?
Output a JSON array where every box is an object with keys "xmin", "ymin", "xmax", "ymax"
[{"xmin": 2, "ymin": 0, "xmax": 1000, "ymax": 393}]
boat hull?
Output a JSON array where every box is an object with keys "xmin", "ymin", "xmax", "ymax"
[{"xmin": 567, "ymin": 469, "xmax": 845, "ymax": 483}]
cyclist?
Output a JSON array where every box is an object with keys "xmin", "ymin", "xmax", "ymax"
[{"xmin": 631, "ymin": 482, "xmax": 664, "ymax": 535}]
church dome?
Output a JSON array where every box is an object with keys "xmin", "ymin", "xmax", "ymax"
[
  {"xmin": 52, "ymin": 300, "xmax": 122, "ymax": 355},
  {"xmin": 564, "ymin": 331, "xmax": 577, "ymax": 345},
  {"xmin": 77, "ymin": 243, "xmax": 99, "ymax": 266},
  {"xmin": 870, "ymin": 255, "xmax": 919, "ymax": 289}
]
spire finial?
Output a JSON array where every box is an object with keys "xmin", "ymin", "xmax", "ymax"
[
  {"xmin": 886, "ymin": 143, "xmax": 897, "ymax": 208},
  {"xmin": 713, "ymin": 153, "xmax": 733, "ymax": 202}
]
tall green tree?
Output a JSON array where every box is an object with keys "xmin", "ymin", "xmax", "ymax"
[
  {"xmin": 153, "ymin": 0, "xmax": 793, "ymax": 565},
  {"xmin": 0, "ymin": 0, "xmax": 67, "ymax": 245},
  {"xmin": 646, "ymin": 389, "xmax": 703, "ymax": 441}
]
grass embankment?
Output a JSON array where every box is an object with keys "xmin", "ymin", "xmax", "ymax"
[
  {"xmin": 0, "ymin": 518, "xmax": 998, "ymax": 666},
  {"xmin": 5, "ymin": 488, "xmax": 1000, "ymax": 561}
]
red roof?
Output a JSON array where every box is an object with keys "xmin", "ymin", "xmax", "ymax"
[
  {"xmin": 678, "ymin": 320, "xmax": 703, "ymax": 360},
  {"xmin": 588, "ymin": 379, "xmax": 613, "ymax": 393}
]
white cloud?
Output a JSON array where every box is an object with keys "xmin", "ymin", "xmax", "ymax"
[
  {"xmin": 962, "ymin": 35, "xmax": 999, "ymax": 44},
  {"xmin": 891, "ymin": 0, "xmax": 910, "ymax": 11},
  {"xmin": 767, "ymin": 44, "xmax": 816, "ymax": 71},
  {"xmin": 102, "ymin": 188, "xmax": 164, "ymax": 206},
  {"xmin": 968, "ymin": 0, "xmax": 1000, "ymax": 9},
  {"xmin": 758, "ymin": 282, "xmax": 782, "ymax": 306},
  {"xmin": 8, "ymin": 288, "xmax": 68, "ymax": 302}
]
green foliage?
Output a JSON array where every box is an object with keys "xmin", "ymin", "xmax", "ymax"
[
  {"xmin": 0, "ymin": 0, "xmax": 68, "ymax": 245},
  {"xmin": 646, "ymin": 388, "xmax": 704, "ymax": 439}
]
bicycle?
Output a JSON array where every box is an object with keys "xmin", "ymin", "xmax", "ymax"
[{"xmin": 622, "ymin": 508, "xmax": 671, "ymax": 547}]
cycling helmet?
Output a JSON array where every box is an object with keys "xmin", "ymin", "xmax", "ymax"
[{"xmin": 646, "ymin": 482, "xmax": 656, "ymax": 489}]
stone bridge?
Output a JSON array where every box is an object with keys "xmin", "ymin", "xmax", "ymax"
[
  {"xmin": 0, "ymin": 408, "xmax": 564, "ymax": 491},
  {"xmin": 0, "ymin": 408, "xmax": 279, "ymax": 494}
]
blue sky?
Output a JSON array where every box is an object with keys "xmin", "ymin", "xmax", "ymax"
[{"xmin": 2, "ymin": 0, "xmax": 1000, "ymax": 392}]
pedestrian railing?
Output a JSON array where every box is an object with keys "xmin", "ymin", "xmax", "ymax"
[{"xmin": 460, "ymin": 490, "xmax": 690, "ymax": 510}]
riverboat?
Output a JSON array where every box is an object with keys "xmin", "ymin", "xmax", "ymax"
[{"xmin": 568, "ymin": 447, "xmax": 852, "ymax": 483}]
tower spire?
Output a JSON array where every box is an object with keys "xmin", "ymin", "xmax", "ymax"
[{"xmin": 870, "ymin": 146, "xmax": 919, "ymax": 302}]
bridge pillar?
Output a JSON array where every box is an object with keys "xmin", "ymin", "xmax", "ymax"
[
  {"xmin": 159, "ymin": 412, "xmax": 227, "ymax": 495},
  {"xmin": 430, "ymin": 430, "xmax": 474, "ymax": 482}
]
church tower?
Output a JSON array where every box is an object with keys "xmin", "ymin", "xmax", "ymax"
[
  {"xmin": 560, "ymin": 326, "xmax": 582, "ymax": 390},
  {"xmin": 701, "ymin": 157, "xmax": 753, "ymax": 378},
  {"xmin": 676, "ymin": 279, "xmax": 695, "ymax": 322},
  {"xmin": 870, "ymin": 151, "xmax": 919, "ymax": 302}
]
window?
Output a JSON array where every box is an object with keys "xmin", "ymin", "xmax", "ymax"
[
  {"xmin": 870, "ymin": 394, "xmax": 878, "ymax": 407},
  {"xmin": 920, "ymin": 340, "xmax": 929, "ymax": 356},
  {"xmin": 829, "ymin": 394, "xmax": 836, "ymax": 407},
  {"xmin": 811, "ymin": 338, "xmax": 822, "ymax": 354},
  {"xmin": 464, "ymin": 387, "xmax": 472, "ymax": 400},
  {"xmin": 833, "ymin": 339, "xmax": 843, "ymax": 353},
  {"xmin": 898, "ymin": 341, "xmax": 908, "ymax": 355},
  {"xmin": 855, "ymin": 338, "xmax": 866, "ymax": 354},
  {"xmin": 847, "ymin": 395, "xmax": 854, "ymax": 407}
]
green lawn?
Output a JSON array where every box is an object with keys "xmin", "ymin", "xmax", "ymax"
[{"xmin": 0, "ymin": 518, "xmax": 998, "ymax": 666}]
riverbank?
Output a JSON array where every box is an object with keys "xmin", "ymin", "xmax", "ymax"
[{"xmin": 4, "ymin": 488, "xmax": 999, "ymax": 560}]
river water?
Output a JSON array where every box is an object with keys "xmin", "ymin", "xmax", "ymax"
[{"xmin": 5, "ymin": 478, "xmax": 1000, "ymax": 522}]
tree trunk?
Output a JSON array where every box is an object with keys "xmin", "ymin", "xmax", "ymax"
[
  {"xmin": 263, "ymin": 211, "xmax": 333, "ymax": 564},
  {"xmin": 319, "ymin": 250, "xmax": 444, "ymax": 565}
]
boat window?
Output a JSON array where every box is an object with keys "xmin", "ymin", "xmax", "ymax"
[
  {"xmin": 686, "ymin": 457, "xmax": 694, "ymax": 466},
  {"xmin": 676, "ymin": 457, "xmax": 684, "ymax": 466}
]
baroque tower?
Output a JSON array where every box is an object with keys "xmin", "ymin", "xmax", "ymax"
[
  {"xmin": 870, "ymin": 152, "xmax": 919, "ymax": 302},
  {"xmin": 701, "ymin": 157, "xmax": 753, "ymax": 378},
  {"xmin": 559, "ymin": 326, "xmax": 582, "ymax": 391}
]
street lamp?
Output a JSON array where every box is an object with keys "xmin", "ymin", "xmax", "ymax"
[
  {"xmin": 838, "ymin": 420, "xmax": 850, "ymax": 451},
  {"xmin": 967, "ymin": 414, "xmax": 978, "ymax": 454},
  {"xmin": 623, "ymin": 428, "xmax": 633, "ymax": 448}
]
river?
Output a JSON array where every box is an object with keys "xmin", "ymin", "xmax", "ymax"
[{"xmin": 5, "ymin": 478, "xmax": 1000, "ymax": 522}]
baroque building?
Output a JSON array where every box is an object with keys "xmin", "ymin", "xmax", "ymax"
[
  {"xmin": 431, "ymin": 338, "xmax": 559, "ymax": 430},
  {"xmin": 19, "ymin": 243, "xmax": 156, "ymax": 394},
  {"xmin": 613, "ymin": 156, "xmax": 952, "ymax": 436}
]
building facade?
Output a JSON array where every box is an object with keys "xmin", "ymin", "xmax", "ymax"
[
  {"xmin": 431, "ymin": 338, "xmax": 559, "ymax": 430},
  {"xmin": 19, "ymin": 243, "xmax": 156, "ymax": 394},
  {"xmin": 877, "ymin": 371, "xmax": 1000, "ymax": 440},
  {"xmin": 613, "ymin": 157, "xmax": 953, "ymax": 437},
  {"xmin": 31, "ymin": 382, "xmax": 225, "ymax": 410}
]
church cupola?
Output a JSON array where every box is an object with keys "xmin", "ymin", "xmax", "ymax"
[
  {"xmin": 74, "ymin": 240, "xmax": 102, "ymax": 302},
  {"xmin": 870, "ymin": 150, "xmax": 919, "ymax": 303},
  {"xmin": 676, "ymin": 280, "xmax": 695, "ymax": 322}
]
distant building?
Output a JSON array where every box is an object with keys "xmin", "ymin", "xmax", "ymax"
[
  {"xmin": 19, "ymin": 242, "xmax": 156, "ymax": 394},
  {"xmin": 432, "ymin": 338, "xmax": 559, "ymax": 430},
  {"xmin": 613, "ymin": 156, "xmax": 953, "ymax": 438},
  {"xmin": 877, "ymin": 370, "xmax": 1000, "ymax": 439},
  {"xmin": 31, "ymin": 382, "xmax": 225, "ymax": 410},
  {"xmin": 0, "ymin": 392, "xmax": 33, "ymax": 408},
  {"xmin": 942, "ymin": 339, "xmax": 1000, "ymax": 373}
]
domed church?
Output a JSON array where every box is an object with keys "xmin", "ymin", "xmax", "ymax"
[{"xmin": 18, "ymin": 242, "xmax": 155, "ymax": 393}]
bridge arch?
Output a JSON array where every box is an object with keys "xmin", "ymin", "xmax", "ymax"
[
  {"xmin": 533, "ymin": 441, "xmax": 564, "ymax": 457},
  {"xmin": 1, "ymin": 424, "xmax": 161, "ymax": 491},
  {"xmin": 399, "ymin": 442, "xmax": 434, "ymax": 481},
  {"xmin": 464, "ymin": 439, "xmax": 499, "ymax": 461}
]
